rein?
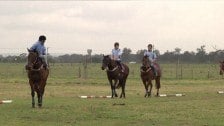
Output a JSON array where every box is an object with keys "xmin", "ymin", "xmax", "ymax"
[
  {"xmin": 141, "ymin": 66, "xmax": 151, "ymax": 73},
  {"xmin": 31, "ymin": 64, "xmax": 43, "ymax": 71},
  {"xmin": 106, "ymin": 66, "xmax": 119, "ymax": 72},
  {"xmin": 29, "ymin": 56, "xmax": 43, "ymax": 72}
]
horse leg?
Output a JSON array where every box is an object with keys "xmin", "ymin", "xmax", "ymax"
[
  {"xmin": 143, "ymin": 80, "xmax": 148, "ymax": 97},
  {"xmin": 120, "ymin": 79, "xmax": 126, "ymax": 98},
  {"xmin": 114, "ymin": 80, "xmax": 118, "ymax": 97},
  {"xmin": 220, "ymin": 70, "xmax": 223, "ymax": 75},
  {"xmin": 35, "ymin": 82, "xmax": 42, "ymax": 108},
  {"xmin": 39, "ymin": 82, "xmax": 46, "ymax": 107},
  {"xmin": 37, "ymin": 91, "xmax": 42, "ymax": 108},
  {"xmin": 38, "ymin": 89, "xmax": 44, "ymax": 108},
  {"xmin": 30, "ymin": 80, "xmax": 35, "ymax": 108},
  {"xmin": 40, "ymin": 87, "xmax": 45, "ymax": 107},
  {"xmin": 148, "ymin": 81, "xmax": 153, "ymax": 97},
  {"xmin": 31, "ymin": 89, "xmax": 35, "ymax": 108},
  {"xmin": 142, "ymin": 80, "xmax": 148, "ymax": 97},
  {"xmin": 109, "ymin": 79, "xmax": 115, "ymax": 98},
  {"xmin": 123, "ymin": 79, "xmax": 127, "ymax": 98},
  {"xmin": 38, "ymin": 95, "xmax": 42, "ymax": 107},
  {"xmin": 155, "ymin": 77, "xmax": 161, "ymax": 96}
]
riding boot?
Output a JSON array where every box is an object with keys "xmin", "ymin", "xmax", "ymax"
[
  {"xmin": 40, "ymin": 56, "xmax": 48, "ymax": 70},
  {"xmin": 117, "ymin": 61, "xmax": 124, "ymax": 72},
  {"xmin": 43, "ymin": 61, "xmax": 48, "ymax": 70}
]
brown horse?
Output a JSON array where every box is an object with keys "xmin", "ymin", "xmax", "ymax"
[
  {"xmin": 140, "ymin": 56, "xmax": 161, "ymax": 97},
  {"xmin": 220, "ymin": 61, "xmax": 224, "ymax": 75},
  {"xmin": 26, "ymin": 49, "xmax": 49, "ymax": 108},
  {"xmin": 101, "ymin": 55, "xmax": 129, "ymax": 98}
]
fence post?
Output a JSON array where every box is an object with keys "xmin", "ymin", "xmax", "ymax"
[
  {"xmin": 78, "ymin": 66, "xmax": 81, "ymax": 78},
  {"xmin": 180, "ymin": 63, "xmax": 183, "ymax": 79},
  {"xmin": 207, "ymin": 70, "xmax": 210, "ymax": 79},
  {"xmin": 83, "ymin": 55, "xmax": 88, "ymax": 79},
  {"xmin": 176, "ymin": 61, "xmax": 178, "ymax": 79}
]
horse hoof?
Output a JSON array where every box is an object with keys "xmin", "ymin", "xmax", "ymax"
[
  {"xmin": 155, "ymin": 94, "xmax": 159, "ymax": 97},
  {"xmin": 38, "ymin": 104, "xmax": 42, "ymax": 108}
]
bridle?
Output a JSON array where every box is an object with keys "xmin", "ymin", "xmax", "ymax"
[
  {"xmin": 141, "ymin": 66, "xmax": 151, "ymax": 73},
  {"xmin": 28, "ymin": 53, "xmax": 43, "ymax": 71},
  {"xmin": 141, "ymin": 57, "xmax": 151, "ymax": 73},
  {"xmin": 103, "ymin": 57, "xmax": 119, "ymax": 72}
]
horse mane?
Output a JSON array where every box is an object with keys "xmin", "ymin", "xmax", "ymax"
[
  {"xmin": 27, "ymin": 48, "xmax": 39, "ymax": 55},
  {"xmin": 142, "ymin": 55, "xmax": 149, "ymax": 61}
]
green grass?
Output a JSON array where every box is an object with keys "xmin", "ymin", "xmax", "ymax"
[{"xmin": 0, "ymin": 63, "xmax": 224, "ymax": 126}]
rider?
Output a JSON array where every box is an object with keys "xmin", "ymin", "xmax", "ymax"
[
  {"xmin": 29, "ymin": 35, "xmax": 48, "ymax": 70},
  {"xmin": 144, "ymin": 44, "xmax": 157, "ymax": 76},
  {"xmin": 111, "ymin": 42, "xmax": 124, "ymax": 72}
]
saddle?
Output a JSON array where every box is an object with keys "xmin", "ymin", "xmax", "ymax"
[{"xmin": 118, "ymin": 63, "xmax": 125, "ymax": 73}]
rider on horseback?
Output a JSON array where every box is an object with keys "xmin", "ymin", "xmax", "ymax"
[
  {"xmin": 27, "ymin": 35, "xmax": 48, "ymax": 70},
  {"xmin": 144, "ymin": 44, "xmax": 157, "ymax": 76},
  {"xmin": 111, "ymin": 42, "xmax": 124, "ymax": 72}
]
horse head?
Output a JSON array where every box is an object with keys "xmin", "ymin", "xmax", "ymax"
[
  {"xmin": 220, "ymin": 61, "xmax": 224, "ymax": 75},
  {"xmin": 142, "ymin": 55, "xmax": 151, "ymax": 68},
  {"xmin": 101, "ymin": 55, "xmax": 111, "ymax": 70},
  {"xmin": 27, "ymin": 48, "xmax": 39, "ymax": 70}
]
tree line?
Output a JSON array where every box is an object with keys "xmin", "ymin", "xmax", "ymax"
[{"xmin": 0, "ymin": 45, "xmax": 223, "ymax": 63}]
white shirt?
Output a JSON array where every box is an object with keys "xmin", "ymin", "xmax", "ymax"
[
  {"xmin": 112, "ymin": 48, "xmax": 122, "ymax": 61},
  {"xmin": 144, "ymin": 50, "xmax": 157, "ymax": 63}
]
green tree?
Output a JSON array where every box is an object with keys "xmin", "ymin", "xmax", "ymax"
[{"xmin": 122, "ymin": 48, "xmax": 132, "ymax": 62}]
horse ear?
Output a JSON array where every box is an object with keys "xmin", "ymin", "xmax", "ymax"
[{"xmin": 27, "ymin": 48, "xmax": 31, "ymax": 52}]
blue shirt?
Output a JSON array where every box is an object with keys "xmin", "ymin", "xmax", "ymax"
[
  {"xmin": 144, "ymin": 50, "xmax": 157, "ymax": 65},
  {"xmin": 30, "ymin": 41, "xmax": 46, "ymax": 56},
  {"xmin": 112, "ymin": 48, "xmax": 122, "ymax": 61}
]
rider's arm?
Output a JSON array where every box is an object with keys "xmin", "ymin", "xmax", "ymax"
[
  {"xmin": 111, "ymin": 49, "xmax": 115, "ymax": 60},
  {"xmin": 143, "ymin": 51, "xmax": 147, "ymax": 56},
  {"xmin": 30, "ymin": 42, "xmax": 38, "ymax": 51},
  {"xmin": 152, "ymin": 53, "xmax": 157, "ymax": 63},
  {"xmin": 39, "ymin": 47, "xmax": 47, "ymax": 58},
  {"xmin": 118, "ymin": 49, "xmax": 122, "ymax": 60}
]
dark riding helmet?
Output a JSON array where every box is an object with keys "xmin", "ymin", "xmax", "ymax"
[
  {"xmin": 39, "ymin": 35, "xmax": 46, "ymax": 41},
  {"xmin": 114, "ymin": 42, "xmax": 119, "ymax": 47},
  {"xmin": 148, "ymin": 44, "xmax": 152, "ymax": 48}
]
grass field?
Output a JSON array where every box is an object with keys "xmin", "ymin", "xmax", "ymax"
[{"xmin": 0, "ymin": 63, "xmax": 224, "ymax": 126}]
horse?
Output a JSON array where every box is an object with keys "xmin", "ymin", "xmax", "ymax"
[
  {"xmin": 140, "ymin": 55, "xmax": 161, "ymax": 97},
  {"xmin": 26, "ymin": 49, "xmax": 49, "ymax": 108},
  {"xmin": 220, "ymin": 61, "xmax": 224, "ymax": 75},
  {"xmin": 101, "ymin": 55, "xmax": 129, "ymax": 98}
]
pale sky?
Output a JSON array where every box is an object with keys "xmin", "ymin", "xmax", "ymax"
[{"xmin": 0, "ymin": 1, "xmax": 223, "ymax": 55}]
